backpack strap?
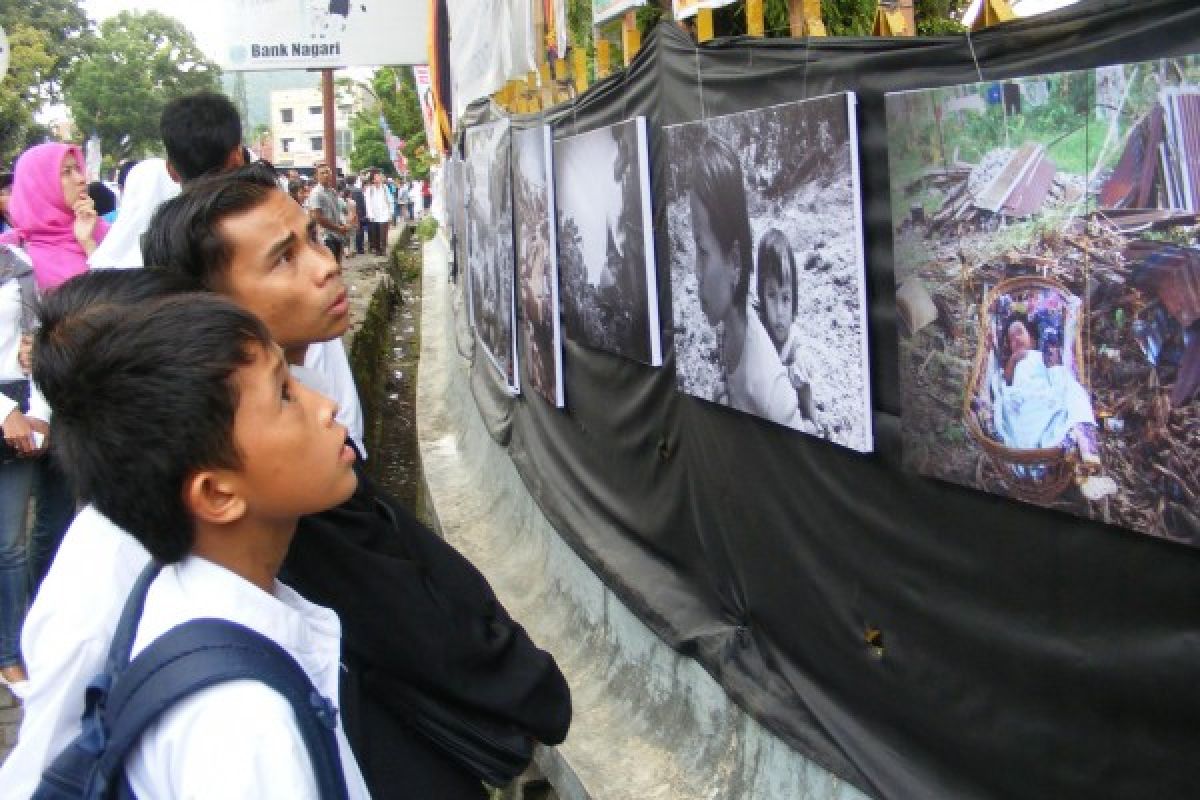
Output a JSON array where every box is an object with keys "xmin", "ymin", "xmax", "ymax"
[
  {"xmin": 96, "ymin": 618, "xmax": 349, "ymax": 800},
  {"xmin": 59, "ymin": 561, "xmax": 348, "ymax": 799}
]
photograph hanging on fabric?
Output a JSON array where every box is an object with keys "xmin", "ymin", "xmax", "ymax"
[
  {"xmin": 553, "ymin": 116, "xmax": 662, "ymax": 366},
  {"xmin": 663, "ymin": 92, "xmax": 873, "ymax": 453},
  {"xmin": 887, "ymin": 57, "xmax": 1200, "ymax": 545},
  {"xmin": 464, "ymin": 119, "xmax": 520, "ymax": 392},
  {"xmin": 513, "ymin": 126, "xmax": 566, "ymax": 407}
]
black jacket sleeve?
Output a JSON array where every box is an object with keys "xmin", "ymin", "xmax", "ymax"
[{"xmin": 282, "ymin": 469, "xmax": 572, "ymax": 747}]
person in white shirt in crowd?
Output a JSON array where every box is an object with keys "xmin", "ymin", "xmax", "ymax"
[
  {"xmin": 0, "ymin": 244, "xmax": 51, "ymax": 691},
  {"xmin": 363, "ymin": 169, "xmax": 392, "ymax": 256},
  {"xmin": 17, "ymin": 278, "xmax": 370, "ymax": 798},
  {"xmin": 87, "ymin": 159, "xmax": 180, "ymax": 269}
]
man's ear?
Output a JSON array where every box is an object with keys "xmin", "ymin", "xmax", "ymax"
[
  {"xmin": 183, "ymin": 469, "xmax": 247, "ymax": 527},
  {"xmin": 166, "ymin": 161, "xmax": 181, "ymax": 184},
  {"xmin": 225, "ymin": 147, "xmax": 246, "ymax": 172}
]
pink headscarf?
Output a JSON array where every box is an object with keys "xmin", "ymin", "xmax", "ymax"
[{"xmin": 0, "ymin": 143, "xmax": 110, "ymax": 291}]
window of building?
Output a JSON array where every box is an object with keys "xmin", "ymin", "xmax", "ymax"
[
  {"xmin": 281, "ymin": 138, "xmax": 293, "ymax": 153},
  {"xmin": 281, "ymin": 108, "xmax": 293, "ymax": 124},
  {"xmin": 336, "ymin": 129, "xmax": 353, "ymax": 155},
  {"xmin": 310, "ymin": 136, "xmax": 323, "ymax": 152},
  {"xmin": 309, "ymin": 106, "xmax": 322, "ymax": 116}
]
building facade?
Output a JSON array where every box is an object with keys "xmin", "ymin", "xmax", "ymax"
[{"xmin": 269, "ymin": 85, "xmax": 364, "ymax": 172}]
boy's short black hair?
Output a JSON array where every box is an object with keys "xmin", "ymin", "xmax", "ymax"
[
  {"xmin": 87, "ymin": 182, "xmax": 117, "ymax": 216},
  {"xmin": 33, "ymin": 269, "xmax": 199, "ymax": 405},
  {"xmin": 160, "ymin": 91, "xmax": 243, "ymax": 184},
  {"xmin": 34, "ymin": 287, "xmax": 271, "ymax": 563},
  {"xmin": 0, "ymin": 172, "xmax": 12, "ymax": 192},
  {"xmin": 142, "ymin": 162, "xmax": 281, "ymax": 289}
]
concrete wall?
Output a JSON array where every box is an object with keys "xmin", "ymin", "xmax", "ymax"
[{"xmin": 416, "ymin": 236, "xmax": 872, "ymax": 800}]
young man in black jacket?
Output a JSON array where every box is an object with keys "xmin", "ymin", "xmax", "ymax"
[{"xmin": 142, "ymin": 163, "xmax": 572, "ymax": 798}]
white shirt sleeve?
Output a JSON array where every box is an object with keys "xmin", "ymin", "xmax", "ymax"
[
  {"xmin": 0, "ymin": 634, "xmax": 109, "ymax": 800},
  {"xmin": 303, "ymin": 339, "xmax": 366, "ymax": 459},
  {"xmin": 125, "ymin": 681, "xmax": 320, "ymax": 799},
  {"xmin": 27, "ymin": 380, "xmax": 51, "ymax": 422}
]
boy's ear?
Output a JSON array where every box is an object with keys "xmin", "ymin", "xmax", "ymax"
[
  {"xmin": 165, "ymin": 161, "xmax": 182, "ymax": 185},
  {"xmin": 730, "ymin": 244, "xmax": 743, "ymax": 287},
  {"xmin": 183, "ymin": 469, "xmax": 247, "ymax": 527}
]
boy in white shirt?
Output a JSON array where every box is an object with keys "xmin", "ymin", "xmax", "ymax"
[{"xmin": 20, "ymin": 286, "xmax": 371, "ymax": 798}]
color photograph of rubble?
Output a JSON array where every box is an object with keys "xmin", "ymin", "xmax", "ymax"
[{"xmin": 887, "ymin": 58, "xmax": 1200, "ymax": 545}]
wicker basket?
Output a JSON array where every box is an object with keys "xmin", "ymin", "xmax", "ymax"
[{"xmin": 962, "ymin": 276, "xmax": 1088, "ymax": 504}]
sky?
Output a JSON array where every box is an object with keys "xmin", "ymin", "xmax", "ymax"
[{"xmin": 83, "ymin": 0, "xmax": 224, "ymax": 58}]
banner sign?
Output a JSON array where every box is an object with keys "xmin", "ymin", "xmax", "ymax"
[
  {"xmin": 593, "ymin": 0, "xmax": 645, "ymax": 25},
  {"xmin": 413, "ymin": 65, "xmax": 440, "ymax": 154},
  {"xmin": 671, "ymin": 0, "xmax": 734, "ymax": 20},
  {"xmin": 0, "ymin": 25, "xmax": 9, "ymax": 83},
  {"xmin": 216, "ymin": 0, "xmax": 427, "ymax": 71}
]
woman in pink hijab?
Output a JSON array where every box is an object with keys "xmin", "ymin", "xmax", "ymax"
[{"xmin": 0, "ymin": 143, "xmax": 109, "ymax": 291}]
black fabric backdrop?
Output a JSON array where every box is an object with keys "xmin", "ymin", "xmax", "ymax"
[{"xmin": 454, "ymin": 3, "xmax": 1200, "ymax": 797}]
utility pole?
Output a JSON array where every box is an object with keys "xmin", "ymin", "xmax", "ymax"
[{"xmin": 321, "ymin": 68, "xmax": 337, "ymax": 174}]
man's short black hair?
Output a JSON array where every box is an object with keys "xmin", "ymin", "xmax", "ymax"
[
  {"xmin": 143, "ymin": 162, "xmax": 281, "ymax": 289},
  {"xmin": 0, "ymin": 172, "xmax": 12, "ymax": 192},
  {"xmin": 160, "ymin": 91, "xmax": 243, "ymax": 184},
  {"xmin": 33, "ymin": 283, "xmax": 271, "ymax": 563}
]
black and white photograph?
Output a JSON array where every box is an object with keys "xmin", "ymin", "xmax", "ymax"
[
  {"xmin": 664, "ymin": 93, "xmax": 873, "ymax": 452},
  {"xmin": 464, "ymin": 119, "xmax": 519, "ymax": 391},
  {"xmin": 553, "ymin": 117, "xmax": 662, "ymax": 366},
  {"xmin": 513, "ymin": 125, "xmax": 565, "ymax": 407}
]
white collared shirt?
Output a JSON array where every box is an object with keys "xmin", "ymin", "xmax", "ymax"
[
  {"xmin": 303, "ymin": 339, "xmax": 366, "ymax": 459},
  {"xmin": 1, "ymin": 507, "xmax": 370, "ymax": 799},
  {"xmin": 0, "ymin": 507, "xmax": 151, "ymax": 800},
  {"xmin": 125, "ymin": 556, "xmax": 370, "ymax": 799}
]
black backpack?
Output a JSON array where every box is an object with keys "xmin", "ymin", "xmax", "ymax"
[{"xmin": 32, "ymin": 561, "xmax": 350, "ymax": 800}]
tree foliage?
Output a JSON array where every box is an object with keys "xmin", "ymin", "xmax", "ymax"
[
  {"xmin": 63, "ymin": 10, "xmax": 220, "ymax": 160},
  {"xmin": 565, "ymin": 0, "xmax": 966, "ymax": 64},
  {"xmin": 348, "ymin": 66, "xmax": 435, "ymax": 180},
  {"xmin": 0, "ymin": 24, "xmax": 56, "ymax": 165},
  {"xmin": 0, "ymin": 0, "xmax": 89, "ymax": 102}
]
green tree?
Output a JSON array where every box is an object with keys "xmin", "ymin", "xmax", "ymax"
[
  {"xmin": 347, "ymin": 66, "xmax": 434, "ymax": 180},
  {"xmin": 0, "ymin": 24, "xmax": 56, "ymax": 164},
  {"xmin": 348, "ymin": 112, "xmax": 395, "ymax": 175},
  {"xmin": 63, "ymin": 10, "xmax": 220, "ymax": 161},
  {"xmin": 0, "ymin": 0, "xmax": 89, "ymax": 103}
]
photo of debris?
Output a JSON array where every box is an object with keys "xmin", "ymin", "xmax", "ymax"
[
  {"xmin": 887, "ymin": 58, "xmax": 1200, "ymax": 545},
  {"xmin": 513, "ymin": 126, "xmax": 565, "ymax": 407},
  {"xmin": 664, "ymin": 93, "xmax": 873, "ymax": 452},
  {"xmin": 464, "ymin": 119, "xmax": 519, "ymax": 391},
  {"xmin": 553, "ymin": 117, "xmax": 662, "ymax": 366}
]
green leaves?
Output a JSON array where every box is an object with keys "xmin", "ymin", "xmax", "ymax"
[{"xmin": 63, "ymin": 10, "xmax": 220, "ymax": 160}]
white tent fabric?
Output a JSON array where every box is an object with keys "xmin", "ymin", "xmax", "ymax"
[{"xmin": 448, "ymin": 0, "xmax": 537, "ymax": 121}]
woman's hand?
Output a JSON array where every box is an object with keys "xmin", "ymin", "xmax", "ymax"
[
  {"xmin": 18, "ymin": 333, "xmax": 33, "ymax": 374},
  {"xmin": 2, "ymin": 407, "xmax": 38, "ymax": 456},
  {"xmin": 72, "ymin": 195, "xmax": 99, "ymax": 254}
]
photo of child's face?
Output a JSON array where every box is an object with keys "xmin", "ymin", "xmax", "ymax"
[
  {"xmin": 690, "ymin": 194, "xmax": 733, "ymax": 327},
  {"xmin": 762, "ymin": 269, "xmax": 794, "ymax": 351},
  {"xmin": 1006, "ymin": 319, "xmax": 1034, "ymax": 357}
]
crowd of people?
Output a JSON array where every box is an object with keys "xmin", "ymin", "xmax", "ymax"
[
  {"xmin": 280, "ymin": 164, "xmax": 429, "ymax": 263},
  {"xmin": 0, "ymin": 90, "xmax": 570, "ymax": 799}
]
